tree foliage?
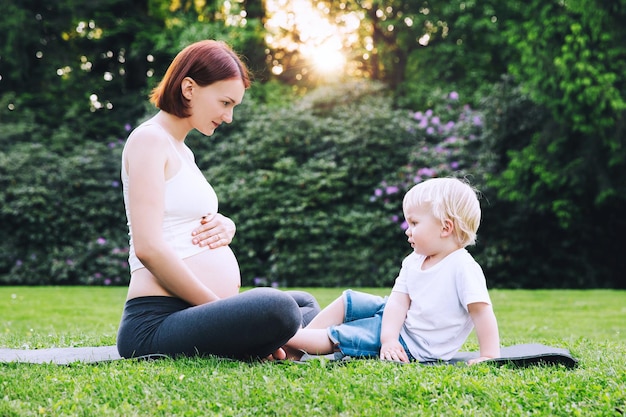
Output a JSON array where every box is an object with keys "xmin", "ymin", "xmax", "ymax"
[{"xmin": 501, "ymin": 0, "xmax": 626, "ymax": 219}]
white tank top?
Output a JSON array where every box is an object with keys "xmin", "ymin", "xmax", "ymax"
[{"xmin": 121, "ymin": 122, "xmax": 219, "ymax": 272}]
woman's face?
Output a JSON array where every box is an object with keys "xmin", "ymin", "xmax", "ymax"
[{"xmin": 186, "ymin": 78, "xmax": 246, "ymax": 136}]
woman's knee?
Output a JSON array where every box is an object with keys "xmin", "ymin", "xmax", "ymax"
[
  {"xmin": 245, "ymin": 288, "xmax": 302, "ymax": 331},
  {"xmin": 286, "ymin": 290, "xmax": 320, "ymax": 309},
  {"xmin": 285, "ymin": 290, "xmax": 321, "ymax": 327}
]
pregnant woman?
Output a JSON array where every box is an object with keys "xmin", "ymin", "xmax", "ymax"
[{"xmin": 116, "ymin": 40, "xmax": 319, "ymax": 360}]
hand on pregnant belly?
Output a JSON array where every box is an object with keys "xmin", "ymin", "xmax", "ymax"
[{"xmin": 192, "ymin": 213, "xmax": 236, "ymax": 249}]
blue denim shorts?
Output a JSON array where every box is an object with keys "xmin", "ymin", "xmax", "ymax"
[{"xmin": 327, "ymin": 289, "xmax": 412, "ymax": 359}]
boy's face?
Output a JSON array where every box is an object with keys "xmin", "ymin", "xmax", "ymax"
[{"xmin": 403, "ymin": 203, "xmax": 443, "ymax": 256}]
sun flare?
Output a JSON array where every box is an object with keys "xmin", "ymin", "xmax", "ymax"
[
  {"xmin": 300, "ymin": 40, "xmax": 346, "ymax": 74},
  {"xmin": 265, "ymin": 0, "xmax": 354, "ymax": 75},
  {"xmin": 311, "ymin": 46, "xmax": 346, "ymax": 73}
]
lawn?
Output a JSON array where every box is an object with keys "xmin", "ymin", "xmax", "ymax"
[{"xmin": 0, "ymin": 287, "xmax": 624, "ymax": 416}]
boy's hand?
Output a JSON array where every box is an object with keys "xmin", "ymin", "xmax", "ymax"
[{"xmin": 380, "ymin": 341, "xmax": 410, "ymax": 363}]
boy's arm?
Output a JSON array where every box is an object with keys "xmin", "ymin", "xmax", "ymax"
[
  {"xmin": 467, "ymin": 302, "xmax": 500, "ymax": 364},
  {"xmin": 380, "ymin": 291, "xmax": 411, "ymax": 362}
]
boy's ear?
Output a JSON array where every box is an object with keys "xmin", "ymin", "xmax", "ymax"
[{"xmin": 441, "ymin": 219, "xmax": 454, "ymax": 237}]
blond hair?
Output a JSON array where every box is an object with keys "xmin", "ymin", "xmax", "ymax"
[{"xmin": 403, "ymin": 178, "xmax": 481, "ymax": 247}]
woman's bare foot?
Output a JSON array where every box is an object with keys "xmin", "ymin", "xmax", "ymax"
[
  {"xmin": 282, "ymin": 345, "xmax": 306, "ymax": 361},
  {"xmin": 263, "ymin": 347, "xmax": 287, "ymax": 361}
]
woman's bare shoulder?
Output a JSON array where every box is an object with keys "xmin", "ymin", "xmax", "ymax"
[
  {"xmin": 126, "ymin": 122, "xmax": 170, "ymax": 147},
  {"xmin": 124, "ymin": 123, "xmax": 173, "ymax": 159},
  {"xmin": 122, "ymin": 123, "xmax": 173, "ymax": 175}
]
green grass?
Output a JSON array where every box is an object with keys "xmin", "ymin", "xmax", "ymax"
[{"xmin": 1, "ymin": 287, "xmax": 625, "ymax": 416}]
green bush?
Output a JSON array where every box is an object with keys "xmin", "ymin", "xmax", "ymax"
[
  {"xmin": 192, "ymin": 81, "xmax": 491, "ymax": 287},
  {"xmin": 0, "ymin": 141, "xmax": 129, "ymax": 285},
  {"xmin": 1, "ymin": 79, "xmax": 622, "ymax": 288}
]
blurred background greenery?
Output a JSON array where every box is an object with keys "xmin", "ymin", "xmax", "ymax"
[{"xmin": 0, "ymin": 0, "xmax": 624, "ymax": 289}]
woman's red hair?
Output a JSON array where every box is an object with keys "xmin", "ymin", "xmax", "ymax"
[{"xmin": 150, "ymin": 40, "xmax": 251, "ymax": 118}]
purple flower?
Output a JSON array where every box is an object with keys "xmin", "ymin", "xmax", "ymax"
[
  {"xmin": 449, "ymin": 91, "xmax": 459, "ymax": 100},
  {"xmin": 374, "ymin": 188, "xmax": 383, "ymax": 197},
  {"xmin": 385, "ymin": 185, "xmax": 399, "ymax": 195},
  {"xmin": 104, "ymin": 278, "xmax": 112, "ymax": 285},
  {"xmin": 450, "ymin": 161, "xmax": 459, "ymax": 169},
  {"xmin": 418, "ymin": 167, "xmax": 436, "ymax": 177},
  {"xmin": 96, "ymin": 237, "xmax": 107, "ymax": 245},
  {"xmin": 111, "ymin": 181, "xmax": 119, "ymax": 188},
  {"xmin": 426, "ymin": 127, "xmax": 435, "ymax": 135},
  {"xmin": 16, "ymin": 260, "xmax": 23, "ymax": 267},
  {"xmin": 124, "ymin": 123, "xmax": 132, "ymax": 132}
]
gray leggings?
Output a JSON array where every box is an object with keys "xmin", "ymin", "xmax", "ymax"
[{"xmin": 116, "ymin": 288, "xmax": 320, "ymax": 360}]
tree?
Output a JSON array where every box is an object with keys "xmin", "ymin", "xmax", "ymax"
[
  {"xmin": 500, "ymin": 0, "xmax": 626, "ymax": 233},
  {"xmin": 0, "ymin": 0, "xmax": 164, "ymax": 150},
  {"xmin": 307, "ymin": 1, "xmax": 512, "ymax": 107},
  {"xmin": 481, "ymin": 0, "xmax": 626, "ymax": 287}
]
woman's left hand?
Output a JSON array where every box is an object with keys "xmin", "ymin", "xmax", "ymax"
[{"xmin": 192, "ymin": 213, "xmax": 236, "ymax": 249}]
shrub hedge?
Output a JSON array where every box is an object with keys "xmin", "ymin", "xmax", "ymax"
[{"xmin": 1, "ymin": 80, "xmax": 621, "ymax": 288}]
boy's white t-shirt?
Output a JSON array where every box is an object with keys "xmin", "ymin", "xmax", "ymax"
[{"xmin": 391, "ymin": 248, "xmax": 492, "ymax": 362}]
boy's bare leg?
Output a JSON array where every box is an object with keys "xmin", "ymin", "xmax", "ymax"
[
  {"xmin": 302, "ymin": 296, "xmax": 345, "ymax": 329},
  {"xmin": 285, "ymin": 328, "xmax": 334, "ymax": 357},
  {"xmin": 283, "ymin": 296, "xmax": 345, "ymax": 360}
]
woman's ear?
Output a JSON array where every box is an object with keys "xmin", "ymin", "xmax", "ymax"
[{"xmin": 181, "ymin": 77, "xmax": 194, "ymax": 100}]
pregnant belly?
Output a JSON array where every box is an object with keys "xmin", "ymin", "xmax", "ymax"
[
  {"xmin": 184, "ymin": 245, "xmax": 241, "ymax": 298},
  {"xmin": 127, "ymin": 245, "xmax": 241, "ymax": 300}
]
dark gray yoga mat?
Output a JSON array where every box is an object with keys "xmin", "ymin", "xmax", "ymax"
[
  {"xmin": 442, "ymin": 343, "xmax": 578, "ymax": 368},
  {"xmin": 300, "ymin": 343, "xmax": 578, "ymax": 368},
  {"xmin": 0, "ymin": 343, "xmax": 577, "ymax": 368}
]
